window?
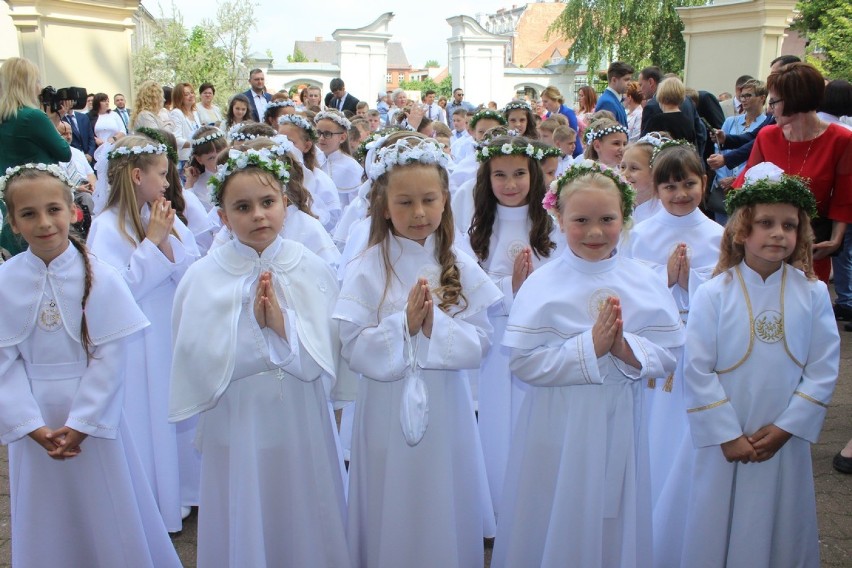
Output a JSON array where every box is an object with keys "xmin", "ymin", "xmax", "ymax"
[
  {"xmin": 386, "ymin": 74, "xmax": 392, "ymax": 84},
  {"xmin": 398, "ymin": 73, "xmax": 404, "ymax": 82}
]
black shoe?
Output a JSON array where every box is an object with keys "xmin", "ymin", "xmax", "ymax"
[
  {"xmin": 833, "ymin": 452, "xmax": 852, "ymax": 474},
  {"xmin": 834, "ymin": 303, "xmax": 852, "ymax": 320}
]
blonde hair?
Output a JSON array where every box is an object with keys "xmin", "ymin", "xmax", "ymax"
[
  {"xmin": 105, "ymin": 135, "xmax": 174, "ymax": 246},
  {"xmin": 131, "ymin": 81, "xmax": 163, "ymax": 128},
  {"xmin": 583, "ymin": 117, "xmax": 624, "ymax": 160},
  {"xmin": 0, "ymin": 57, "xmax": 41, "ymax": 121},
  {"xmin": 715, "ymin": 204, "xmax": 815, "ymax": 279},
  {"xmin": 541, "ymin": 86, "xmax": 564, "ymax": 104},
  {"xmin": 657, "ymin": 77, "xmax": 686, "ymax": 107},
  {"xmin": 558, "ymin": 172, "xmax": 633, "ymax": 232},
  {"xmin": 367, "ymin": 132, "xmax": 466, "ymax": 314},
  {"xmin": 242, "ymin": 138, "xmax": 315, "ymax": 217}
]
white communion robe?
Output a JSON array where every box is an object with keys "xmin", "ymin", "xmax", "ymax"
[
  {"xmin": 621, "ymin": 205, "xmax": 722, "ymax": 516},
  {"xmin": 87, "ymin": 205, "xmax": 200, "ymax": 532},
  {"xmin": 317, "ymin": 149, "xmax": 364, "ymax": 208},
  {"xmin": 334, "ymin": 233, "xmax": 502, "ymax": 568},
  {"xmin": 0, "ymin": 245, "xmax": 181, "ymax": 568},
  {"xmin": 493, "ymin": 249, "xmax": 684, "ymax": 568},
  {"xmin": 169, "ymin": 237, "xmax": 351, "ymax": 567},
  {"xmin": 660, "ymin": 262, "xmax": 838, "ymax": 568},
  {"xmin": 458, "ymin": 203, "xmax": 564, "ymax": 518},
  {"xmin": 304, "ymin": 165, "xmax": 342, "ymax": 232}
]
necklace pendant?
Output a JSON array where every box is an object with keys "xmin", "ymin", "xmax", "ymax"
[{"xmin": 38, "ymin": 299, "xmax": 62, "ymax": 331}]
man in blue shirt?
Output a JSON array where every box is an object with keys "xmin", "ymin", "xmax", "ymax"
[{"xmin": 595, "ymin": 61, "xmax": 633, "ymax": 127}]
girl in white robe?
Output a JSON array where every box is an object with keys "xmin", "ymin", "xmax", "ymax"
[
  {"xmin": 169, "ymin": 146, "xmax": 351, "ymax": 567},
  {"xmin": 493, "ymin": 165, "xmax": 684, "ymax": 568},
  {"xmin": 0, "ymin": 165, "xmax": 181, "ymax": 568},
  {"xmin": 86, "ymin": 136, "xmax": 200, "ymax": 533},
  {"xmin": 315, "ymin": 110, "xmax": 364, "ymax": 208},
  {"xmin": 672, "ymin": 166, "xmax": 838, "ymax": 567},
  {"xmin": 460, "ymin": 135, "xmax": 564, "ymax": 518},
  {"xmin": 621, "ymin": 144, "xmax": 723, "ymax": 522},
  {"xmin": 334, "ymin": 134, "xmax": 502, "ymax": 568}
]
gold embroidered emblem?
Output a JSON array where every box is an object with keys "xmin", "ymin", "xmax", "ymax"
[
  {"xmin": 417, "ymin": 266, "xmax": 441, "ymax": 292},
  {"xmin": 506, "ymin": 240, "xmax": 527, "ymax": 263},
  {"xmin": 588, "ymin": 288, "xmax": 619, "ymax": 319},
  {"xmin": 38, "ymin": 299, "xmax": 62, "ymax": 332},
  {"xmin": 753, "ymin": 310, "xmax": 783, "ymax": 343}
]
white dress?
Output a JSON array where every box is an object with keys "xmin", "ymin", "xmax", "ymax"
[
  {"xmin": 458, "ymin": 203, "xmax": 564, "ymax": 517},
  {"xmin": 660, "ymin": 262, "xmax": 838, "ymax": 568},
  {"xmin": 93, "ymin": 111, "xmax": 126, "ymax": 163},
  {"xmin": 317, "ymin": 150, "xmax": 363, "ymax": 208},
  {"xmin": 169, "ymin": 108, "xmax": 201, "ymax": 162},
  {"xmin": 621, "ymin": 205, "xmax": 723, "ymax": 516},
  {"xmin": 87, "ymin": 206, "xmax": 200, "ymax": 532},
  {"xmin": 493, "ymin": 249, "xmax": 684, "ymax": 568},
  {"xmin": 183, "ymin": 189, "xmax": 215, "ymax": 256},
  {"xmin": 334, "ymin": 234, "xmax": 502, "ymax": 568},
  {"xmin": 304, "ymin": 165, "xmax": 342, "ymax": 232},
  {"xmin": 0, "ymin": 245, "xmax": 181, "ymax": 568},
  {"xmin": 170, "ymin": 237, "xmax": 351, "ymax": 567}
]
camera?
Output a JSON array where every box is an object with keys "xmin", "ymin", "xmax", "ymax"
[{"xmin": 39, "ymin": 86, "xmax": 88, "ymax": 114}]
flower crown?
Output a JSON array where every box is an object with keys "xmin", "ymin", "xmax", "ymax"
[
  {"xmin": 278, "ymin": 114, "xmax": 319, "ymax": 141},
  {"xmin": 0, "ymin": 163, "xmax": 73, "ymax": 201},
  {"xmin": 314, "ymin": 110, "xmax": 351, "ymax": 131},
  {"xmin": 469, "ymin": 109, "xmax": 507, "ymax": 130},
  {"xmin": 502, "ymin": 101, "xmax": 532, "ymax": 114},
  {"xmin": 227, "ymin": 123, "xmax": 257, "ymax": 143},
  {"xmin": 584, "ymin": 124, "xmax": 628, "ymax": 145},
  {"xmin": 135, "ymin": 127, "xmax": 180, "ymax": 164},
  {"xmin": 634, "ymin": 132, "xmax": 671, "ymax": 148},
  {"xmin": 354, "ymin": 127, "xmax": 404, "ymax": 162},
  {"xmin": 267, "ymin": 100, "xmax": 296, "ymax": 110},
  {"xmin": 107, "ymin": 143, "xmax": 167, "ymax": 161},
  {"xmin": 191, "ymin": 129, "xmax": 225, "ymax": 148},
  {"xmin": 368, "ymin": 137, "xmax": 450, "ymax": 181},
  {"xmin": 208, "ymin": 148, "xmax": 291, "ymax": 206},
  {"xmin": 542, "ymin": 159, "xmax": 635, "ymax": 220},
  {"xmin": 269, "ymin": 134, "xmax": 297, "ymax": 159},
  {"xmin": 649, "ymin": 139, "xmax": 696, "ymax": 168},
  {"xmin": 725, "ymin": 162, "xmax": 817, "ymax": 218},
  {"xmin": 477, "ymin": 140, "xmax": 562, "ymax": 163}
]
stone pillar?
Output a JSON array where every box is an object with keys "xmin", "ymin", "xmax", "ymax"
[
  {"xmin": 333, "ymin": 12, "xmax": 393, "ymax": 104},
  {"xmin": 447, "ymin": 15, "xmax": 510, "ymax": 107},
  {"xmin": 677, "ymin": 0, "xmax": 798, "ymax": 94},
  {"xmin": 6, "ymin": 0, "xmax": 140, "ymax": 97}
]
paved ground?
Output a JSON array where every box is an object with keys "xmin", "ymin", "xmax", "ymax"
[{"xmin": 1, "ymin": 323, "xmax": 851, "ymax": 567}]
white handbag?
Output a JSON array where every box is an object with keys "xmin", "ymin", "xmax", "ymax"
[{"xmin": 400, "ymin": 304, "xmax": 429, "ymax": 446}]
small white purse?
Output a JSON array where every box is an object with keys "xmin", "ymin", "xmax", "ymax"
[{"xmin": 400, "ymin": 304, "xmax": 429, "ymax": 446}]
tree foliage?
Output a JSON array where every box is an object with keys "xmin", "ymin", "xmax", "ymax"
[
  {"xmin": 399, "ymin": 75, "xmax": 453, "ymax": 98},
  {"xmin": 132, "ymin": 0, "xmax": 258, "ymax": 106},
  {"xmin": 424, "ymin": 59, "xmax": 440, "ymax": 68},
  {"xmin": 793, "ymin": 0, "xmax": 852, "ymax": 81},
  {"xmin": 550, "ymin": 0, "xmax": 711, "ymax": 78},
  {"xmin": 287, "ymin": 48, "xmax": 309, "ymax": 63}
]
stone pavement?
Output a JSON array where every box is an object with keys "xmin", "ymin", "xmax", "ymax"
[{"xmin": 1, "ymin": 325, "xmax": 851, "ymax": 567}]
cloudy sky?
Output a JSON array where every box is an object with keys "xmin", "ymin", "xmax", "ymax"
[{"xmin": 168, "ymin": 0, "xmax": 523, "ymax": 69}]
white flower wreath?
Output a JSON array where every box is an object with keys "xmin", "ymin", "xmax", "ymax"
[
  {"xmin": 191, "ymin": 129, "xmax": 225, "ymax": 148},
  {"xmin": 314, "ymin": 110, "xmax": 352, "ymax": 131},
  {"xmin": 368, "ymin": 137, "xmax": 449, "ymax": 181},
  {"xmin": 208, "ymin": 148, "xmax": 291, "ymax": 206},
  {"xmin": 107, "ymin": 143, "xmax": 167, "ymax": 161},
  {"xmin": 0, "ymin": 163, "xmax": 74, "ymax": 201}
]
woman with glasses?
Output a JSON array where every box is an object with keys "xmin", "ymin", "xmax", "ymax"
[{"xmin": 737, "ymin": 62, "xmax": 852, "ymax": 283}]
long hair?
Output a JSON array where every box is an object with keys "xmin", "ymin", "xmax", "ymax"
[
  {"xmin": 138, "ymin": 128, "xmax": 187, "ymax": 225},
  {"xmin": 130, "ymin": 81, "xmax": 163, "ymax": 128},
  {"xmin": 190, "ymin": 125, "xmax": 228, "ymax": 158},
  {"xmin": 105, "ymin": 135, "xmax": 173, "ymax": 245},
  {"xmin": 316, "ymin": 111, "xmax": 352, "ymax": 156},
  {"xmin": 242, "ymin": 138, "xmax": 316, "ymax": 217},
  {"xmin": 367, "ymin": 133, "xmax": 466, "ymax": 315},
  {"xmin": 172, "ymin": 82, "xmax": 196, "ymax": 114},
  {"xmin": 468, "ymin": 135, "xmax": 556, "ymax": 263},
  {"xmin": 4, "ymin": 170, "xmax": 96, "ymax": 359},
  {"xmin": 578, "ymin": 85, "xmax": 598, "ymax": 114},
  {"xmin": 0, "ymin": 57, "xmax": 40, "ymax": 120},
  {"xmin": 583, "ymin": 117, "xmax": 622, "ymax": 160},
  {"xmin": 714, "ymin": 204, "xmax": 815, "ymax": 279},
  {"xmin": 226, "ymin": 94, "xmax": 251, "ymax": 129},
  {"xmin": 88, "ymin": 92, "xmax": 110, "ymax": 128},
  {"xmin": 504, "ymin": 105, "xmax": 538, "ymax": 139},
  {"xmin": 279, "ymin": 121, "xmax": 317, "ymax": 170}
]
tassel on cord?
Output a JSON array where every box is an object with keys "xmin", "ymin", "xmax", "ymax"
[
  {"xmin": 663, "ymin": 372, "xmax": 674, "ymax": 393},
  {"xmin": 647, "ymin": 378, "xmax": 657, "ymax": 389}
]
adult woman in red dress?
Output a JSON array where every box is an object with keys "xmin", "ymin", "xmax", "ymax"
[{"xmin": 738, "ymin": 62, "xmax": 852, "ymax": 282}]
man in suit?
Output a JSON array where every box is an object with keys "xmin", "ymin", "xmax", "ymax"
[
  {"xmin": 60, "ymin": 99, "xmax": 96, "ymax": 164},
  {"xmin": 243, "ymin": 68, "xmax": 272, "ymax": 122},
  {"xmin": 324, "ymin": 78, "xmax": 360, "ymax": 114},
  {"xmin": 594, "ymin": 61, "xmax": 633, "ymax": 127},
  {"xmin": 719, "ymin": 75, "xmax": 753, "ymax": 119},
  {"xmin": 113, "ymin": 93, "xmax": 131, "ymax": 133}
]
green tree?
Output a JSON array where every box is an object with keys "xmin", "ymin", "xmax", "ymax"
[
  {"xmin": 424, "ymin": 59, "xmax": 440, "ymax": 68},
  {"xmin": 550, "ymin": 0, "xmax": 711, "ymax": 78},
  {"xmin": 793, "ymin": 0, "xmax": 852, "ymax": 81},
  {"xmin": 287, "ymin": 47, "xmax": 309, "ymax": 63},
  {"xmin": 399, "ymin": 75, "xmax": 453, "ymax": 99}
]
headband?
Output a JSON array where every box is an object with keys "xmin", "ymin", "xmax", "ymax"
[
  {"xmin": 368, "ymin": 136, "xmax": 450, "ymax": 181},
  {"xmin": 208, "ymin": 148, "xmax": 291, "ymax": 206},
  {"xmin": 107, "ymin": 143, "xmax": 168, "ymax": 161},
  {"xmin": 542, "ymin": 159, "xmax": 635, "ymax": 220},
  {"xmin": 314, "ymin": 110, "xmax": 352, "ymax": 131},
  {"xmin": 725, "ymin": 162, "xmax": 817, "ymax": 218},
  {"xmin": 584, "ymin": 124, "xmax": 628, "ymax": 145},
  {"xmin": 0, "ymin": 163, "xmax": 74, "ymax": 201}
]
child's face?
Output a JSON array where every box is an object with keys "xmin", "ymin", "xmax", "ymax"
[
  {"xmin": 555, "ymin": 137, "xmax": 576, "ymax": 157},
  {"xmin": 593, "ymin": 133, "xmax": 628, "ymax": 168},
  {"xmin": 232, "ymin": 102, "xmax": 248, "ymax": 121},
  {"xmin": 196, "ymin": 150, "xmax": 219, "ymax": 173},
  {"xmin": 368, "ymin": 114, "xmax": 382, "ymax": 131},
  {"xmin": 620, "ymin": 146, "xmax": 653, "ymax": 196},
  {"xmin": 490, "ymin": 155, "xmax": 531, "ymax": 208},
  {"xmin": 356, "ymin": 107, "xmax": 367, "ymax": 118},
  {"xmin": 218, "ymin": 171, "xmax": 287, "ymax": 254},
  {"xmin": 657, "ymin": 172, "xmax": 705, "ymax": 217},
  {"xmin": 540, "ymin": 157, "xmax": 559, "ymax": 189},
  {"xmin": 435, "ymin": 135, "xmax": 452, "ymax": 155},
  {"xmin": 8, "ymin": 176, "xmax": 74, "ymax": 265},
  {"xmin": 384, "ymin": 164, "xmax": 446, "ymax": 245},
  {"xmin": 559, "ymin": 187, "xmax": 623, "ymax": 261},
  {"xmin": 133, "ymin": 155, "xmax": 170, "ymax": 209},
  {"xmin": 539, "ymin": 129, "xmax": 554, "ymax": 146},
  {"xmin": 316, "ymin": 118, "xmax": 346, "ymax": 155},
  {"xmin": 452, "ymin": 114, "xmax": 467, "ymax": 133},
  {"xmin": 742, "ymin": 203, "xmax": 799, "ymax": 279},
  {"xmin": 507, "ymin": 109, "xmax": 528, "ymax": 134},
  {"xmin": 474, "ymin": 119, "xmax": 501, "ymax": 141},
  {"xmin": 278, "ymin": 124, "xmax": 311, "ymax": 154}
]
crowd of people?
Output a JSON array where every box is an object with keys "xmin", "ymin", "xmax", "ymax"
[{"xmin": 0, "ymin": 51, "xmax": 851, "ymax": 568}]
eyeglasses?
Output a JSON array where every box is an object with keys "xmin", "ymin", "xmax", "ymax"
[
  {"xmin": 317, "ymin": 130, "xmax": 345, "ymax": 139},
  {"xmin": 768, "ymin": 98, "xmax": 783, "ymax": 109},
  {"xmin": 739, "ymin": 93, "xmax": 755, "ymax": 99}
]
